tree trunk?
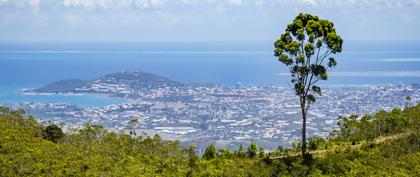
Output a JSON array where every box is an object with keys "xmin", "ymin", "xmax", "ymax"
[{"xmin": 300, "ymin": 99, "xmax": 307, "ymax": 157}]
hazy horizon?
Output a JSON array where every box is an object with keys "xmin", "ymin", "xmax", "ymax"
[{"xmin": 1, "ymin": 0, "xmax": 420, "ymax": 42}]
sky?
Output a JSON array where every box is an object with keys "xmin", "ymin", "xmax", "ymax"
[{"xmin": 1, "ymin": 0, "xmax": 420, "ymax": 42}]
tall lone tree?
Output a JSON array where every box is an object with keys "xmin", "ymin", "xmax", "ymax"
[{"xmin": 274, "ymin": 13, "xmax": 343, "ymax": 156}]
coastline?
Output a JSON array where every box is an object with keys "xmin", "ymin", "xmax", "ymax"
[
  {"xmin": 20, "ymin": 88, "xmax": 131, "ymax": 100},
  {"xmin": 0, "ymin": 88, "xmax": 130, "ymax": 108}
]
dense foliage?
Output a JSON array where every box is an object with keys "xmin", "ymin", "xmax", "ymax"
[{"xmin": 0, "ymin": 104, "xmax": 419, "ymax": 176}]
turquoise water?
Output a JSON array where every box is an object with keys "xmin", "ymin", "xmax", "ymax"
[{"xmin": 0, "ymin": 87, "xmax": 126, "ymax": 108}]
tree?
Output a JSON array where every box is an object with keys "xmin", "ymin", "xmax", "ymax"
[
  {"xmin": 274, "ymin": 13, "xmax": 343, "ymax": 156},
  {"xmin": 235, "ymin": 144, "xmax": 246, "ymax": 158},
  {"xmin": 128, "ymin": 119, "xmax": 139, "ymax": 138},
  {"xmin": 218, "ymin": 147, "xmax": 234, "ymax": 159},
  {"xmin": 308, "ymin": 137, "xmax": 326, "ymax": 150},
  {"xmin": 44, "ymin": 124, "xmax": 64, "ymax": 143},
  {"xmin": 187, "ymin": 144, "xmax": 198, "ymax": 170},
  {"xmin": 258, "ymin": 147, "xmax": 265, "ymax": 159},
  {"xmin": 405, "ymin": 96, "xmax": 412, "ymax": 108},
  {"xmin": 203, "ymin": 144, "xmax": 217, "ymax": 160},
  {"xmin": 247, "ymin": 142, "xmax": 258, "ymax": 158}
]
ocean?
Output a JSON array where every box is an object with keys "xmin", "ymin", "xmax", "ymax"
[{"xmin": 0, "ymin": 41, "xmax": 419, "ymax": 107}]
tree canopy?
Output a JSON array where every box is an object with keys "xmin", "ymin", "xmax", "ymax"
[{"xmin": 274, "ymin": 13, "xmax": 343, "ymax": 156}]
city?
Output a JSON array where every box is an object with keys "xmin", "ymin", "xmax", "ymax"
[{"xmin": 14, "ymin": 80, "xmax": 420, "ymax": 150}]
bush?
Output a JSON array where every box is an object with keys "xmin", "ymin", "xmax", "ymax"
[{"xmin": 44, "ymin": 124, "xmax": 64, "ymax": 143}]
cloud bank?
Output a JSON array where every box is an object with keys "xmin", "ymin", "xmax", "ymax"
[
  {"xmin": 2, "ymin": 0, "xmax": 420, "ymax": 10},
  {"xmin": 1, "ymin": 0, "xmax": 420, "ymax": 41}
]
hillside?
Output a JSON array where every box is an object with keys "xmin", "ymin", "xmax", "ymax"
[
  {"xmin": 0, "ymin": 104, "xmax": 419, "ymax": 176},
  {"xmin": 34, "ymin": 79, "xmax": 89, "ymax": 93},
  {"xmin": 30, "ymin": 70, "xmax": 183, "ymax": 94},
  {"xmin": 96, "ymin": 70, "xmax": 183, "ymax": 90}
]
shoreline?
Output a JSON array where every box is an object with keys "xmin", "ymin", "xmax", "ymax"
[
  {"xmin": 20, "ymin": 88, "xmax": 131, "ymax": 100},
  {"xmin": 0, "ymin": 89, "xmax": 132, "ymax": 108}
]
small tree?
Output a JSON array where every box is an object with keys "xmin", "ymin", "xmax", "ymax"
[
  {"xmin": 247, "ymin": 142, "xmax": 258, "ymax": 158},
  {"xmin": 405, "ymin": 96, "xmax": 412, "ymax": 108},
  {"xmin": 235, "ymin": 144, "xmax": 246, "ymax": 158},
  {"xmin": 44, "ymin": 124, "xmax": 64, "ymax": 143},
  {"xmin": 258, "ymin": 147, "xmax": 265, "ymax": 159},
  {"xmin": 203, "ymin": 144, "xmax": 217, "ymax": 160},
  {"xmin": 79, "ymin": 124, "xmax": 107, "ymax": 141},
  {"xmin": 187, "ymin": 144, "xmax": 198, "ymax": 168},
  {"xmin": 308, "ymin": 137, "xmax": 326, "ymax": 150},
  {"xmin": 128, "ymin": 119, "xmax": 139, "ymax": 138},
  {"xmin": 218, "ymin": 148, "xmax": 234, "ymax": 159},
  {"xmin": 274, "ymin": 13, "xmax": 343, "ymax": 156}
]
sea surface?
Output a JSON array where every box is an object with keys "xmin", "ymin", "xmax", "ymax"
[{"xmin": 0, "ymin": 41, "xmax": 419, "ymax": 107}]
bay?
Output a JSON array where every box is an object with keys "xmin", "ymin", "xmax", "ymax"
[{"xmin": 0, "ymin": 41, "xmax": 419, "ymax": 107}]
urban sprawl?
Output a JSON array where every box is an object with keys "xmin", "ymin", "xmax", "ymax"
[{"xmin": 13, "ymin": 81, "xmax": 419, "ymax": 150}]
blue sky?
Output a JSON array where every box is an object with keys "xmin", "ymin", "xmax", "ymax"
[{"xmin": 1, "ymin": 0, "xmax": 420, "ymax": 42}]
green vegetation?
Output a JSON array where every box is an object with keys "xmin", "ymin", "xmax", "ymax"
[
  {"xmin": 34, "ymin": 79, "xmax": 88, "ymax": 93},
  {"xmin": 274, "ymin": 13, "xmax": 343, "ymax": 156},
  {"xmin": 32, "ymin": 70, "xmax": 183, "ymax": 94},
  {"xmin": 1, "ymin": 104, "xmax": 419, "ymax": 176}
]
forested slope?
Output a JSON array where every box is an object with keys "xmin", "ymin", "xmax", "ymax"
[{"xmin": 0, "ymin": 104, "xmax": 419, "ymax": 176}]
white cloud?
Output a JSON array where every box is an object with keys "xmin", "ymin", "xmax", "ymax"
[
  {"xmin": 61, "ymin": 0, "xmax": 165, "ymax": 9},
  {"xmin": 255, "ymin": 0, "xmax": 265, "ymax": 7},
  {"xmin": 1, "ymin": 0, "xmax": 420, "ymax": 41},
  {"xmin": 2, "ymin": 0, "xmax": 420, "ymax": 10},
  {"xmin": 301, "ymin": 0, "xmax": 316, "ymax": 6},
  {"xmin": 272, "ymin": 0, "xmax": 420, "ymax": 8},
  {"xmin": 28, "ymin": 0, "xmax": 42, "ymax": 8},
  {"xmin": 63, "ymin": 13, "xmax": 83, "ymax": 26},
  {"xmin": 228, "ymin": 0, "xmax": 242, "ymax": 6}
]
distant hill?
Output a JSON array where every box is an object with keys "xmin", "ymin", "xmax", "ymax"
[
  {"xmin": 34, "ymin": 79, "xmax": 88, "ymax": 93},
  {"xmin": 29, "ymin": 70, "xmax": 183, "ymax": 94},
  {"xmin": 96, "ymin": 70, "xmax": 183, "ymax": 90}
]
